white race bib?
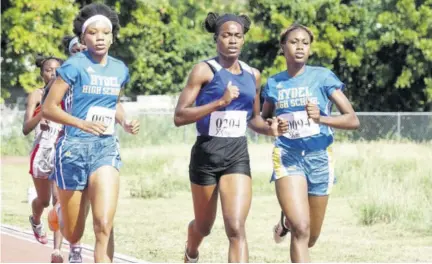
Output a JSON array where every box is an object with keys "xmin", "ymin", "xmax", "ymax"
[
  {"xmin": 208, "ymin": 111, "xmax": 247, "ymax": 138},
  {"xmin": 279, "ymin": 111, "xmax": 320, "ymax": 139},
  {"xmin": 85, "ymin": 106, "xmax": 116, "ymax": 135},
  {"xmin": 39, "ymin": 122, "xmax": 62, "ymax": 146}
]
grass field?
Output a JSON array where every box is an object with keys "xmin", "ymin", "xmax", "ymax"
[{"xmin": 2, "ymin": 141, "xmax": 432, "ymax": 262}]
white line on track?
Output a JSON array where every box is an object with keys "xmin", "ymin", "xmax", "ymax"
[{"xmin": 1, "ymin": 224, "xmax": 147, "ymax": 263}]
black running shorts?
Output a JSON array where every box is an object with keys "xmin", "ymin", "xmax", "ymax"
[{"xmin": 189, "ymin": 136, "xmax": 251, "ymax": 186}]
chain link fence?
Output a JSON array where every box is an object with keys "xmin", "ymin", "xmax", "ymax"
[
  {"xmin": 2, "ymin": 106, "xmax": 432, "ymax": 147},
  {"xmin": 130, "ymin": 111, "xmax": 432, "ymax": 144},
  {"xmin": 336, "ymin": 112, "xmax": 432, "ymax": 142}
]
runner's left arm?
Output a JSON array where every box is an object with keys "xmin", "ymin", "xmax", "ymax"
[
  {"xmin": 115, "ymin": 100, "xmax": 125, "ymax": 126},
  {"xmin": 115, "ymin": 95, "xmax": 140, "ymax": 135},
  {"xmin": 313, "ymin": 89, "xmax": 360, "ymax": 130},
  {"xmin": 261, "ymin": 100, "xmax": 275, "ymax": 120}
]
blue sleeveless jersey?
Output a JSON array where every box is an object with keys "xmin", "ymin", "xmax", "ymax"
[
  {"xmin": 56, "ymin": 51, "xmax": 129, "ymax": 139},
  {"xmin": 195, "ymin": 58, "xmax": 256, "ymax": 137},
  {"xmin": 263, "ymin": 66, "xmax": 345, "ymax": 151}
]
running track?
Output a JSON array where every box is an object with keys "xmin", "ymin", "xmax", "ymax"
[{"xmin": 1, "ymin": 224, "xmax": 145, "ymax": 263}]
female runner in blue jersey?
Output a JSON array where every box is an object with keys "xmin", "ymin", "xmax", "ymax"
[
  {"xmin": 174, "ymin": 12, "xmax": 288, "ymax": 263},
  {"xmin": 262, "ymin": 24, "xmax": 360, "ymax": 262},
  {"xmin": 43, "ymin": 3, "xmax": 140, "ymax": 263}
]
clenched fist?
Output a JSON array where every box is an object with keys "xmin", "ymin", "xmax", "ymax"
[
  {"xmin": 220, "ymin": 81, "xmax": 240, "ymax": 107},
  {"xmin": 305, "ymin": 99, "xmax": 320, "ymax": 123}
]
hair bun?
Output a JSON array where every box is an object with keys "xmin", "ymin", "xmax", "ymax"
[
  {"xmin": 35, "ymin": 55, "xmax": 46, "ymax": 68},
  {"xmin": 204, "ymin": 12, "xmax": 219, "ymax": 33},
  {"xmin": 238, "ymin": 14, "xmax": 251, "ymax": 33}
]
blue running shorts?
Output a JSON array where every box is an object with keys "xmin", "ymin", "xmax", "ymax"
[
  {"xmin": 270, "ymin": 146, "xmax": 335, "ymax": 196},
  {"xmin": 54, "ymin": 136, "xmax": 121, "ymax": 191}
]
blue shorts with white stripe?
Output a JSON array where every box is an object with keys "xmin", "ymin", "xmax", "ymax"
[{"xmin": 54, "ymin": 135, "xmax": 121, "ymax": 191}]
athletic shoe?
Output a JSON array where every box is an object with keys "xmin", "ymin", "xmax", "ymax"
[
  {"xmin": 184, "ymin": 242, "xmax": 199, "ymax": 263},
  {"xmin": 29, "ymin": 215, "xmax": 48, "ymax": 244},
  {"xmin": 69, "ymin": 245, "xmax": 83, "ymax": 263},
  {"xmin": 50, "ymin": 249, "xmax": 64, "ymax": 263}
]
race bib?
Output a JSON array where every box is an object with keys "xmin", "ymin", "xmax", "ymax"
[
  {"xmin": 40, "ymin": 122, "xmax": 63, "ymax": 146},
  {"xmin": 33, "ymin": 146, "xmax": 56, "ymax": 178},
  {"xmin": 208, "ymin": 111, "xmax": 247, "ymax": 138},
  {"xmin": 85, "ymin": 106, "xmax": 116, "ymax": 135},
  {"xmin": 279, "ymin": 111, "xmax": 320, "ymax": 139}
]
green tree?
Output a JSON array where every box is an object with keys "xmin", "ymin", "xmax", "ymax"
[
  {"xmin": 111, "ymin": 0, "xmax": 243, "ymax": 96},
  {"xmin": 247, "ymin": 0, "xmax": 432, "ymax": 111},
  {"xmin": 0, "ymin": 0, "xmax": 246, "ymax": 100},
  {"xmin": 1, "ymin": 0, "xmax": 78, "ymax": 100},
  {"xmin": 365, "ymin": 0, "xmax": 432, "ymax": 111},
  {"xmin": 3, "ymin": 0, "xmax": 429, "ymax": 112},
  {"xmin": 246, "ymin": 0, "xmax": 370, "ymax": 105}
]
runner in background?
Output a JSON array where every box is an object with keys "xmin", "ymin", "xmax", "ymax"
[
  {"xmin": 23, "ymin": 56, "xmax": 65, "ymax": 262},
  {"xmin": 62, "ymin": 35, "xmax": 87, "ymax": 56}
]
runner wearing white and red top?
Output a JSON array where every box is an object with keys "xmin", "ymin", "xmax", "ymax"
[{"xmin": 23, "ymin": 56, "xmax": 64, "ymax": 262}]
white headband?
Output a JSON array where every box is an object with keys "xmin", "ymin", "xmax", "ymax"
[
  {"xmin": 81, "ymin": 15, "xmax": 113, "ymax": 34},
  {"xmin": 68, "ymin": 37, "xmax": 79, "ymax": 54}
]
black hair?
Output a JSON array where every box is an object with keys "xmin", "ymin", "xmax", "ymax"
[
  {"xmin": 35, "ymin": 56, "xmax": 64, "ymax": 71},
  {"xmin": 73, "ymin": 3, "xmax": 120, "ymax": 38},
  {"xmin": 204, "ymin": 12, "xmax": 251, "ymax": 36},
  {"xmin": 62, "ymin": 35, "xmax": 75, "ymax": 55},
  {"xmin": 280, "ymin": 24, "xmax": 314, "ymax": 45}
]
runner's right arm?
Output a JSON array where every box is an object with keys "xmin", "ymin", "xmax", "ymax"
[
  {"xmin": 22, "ymin": 90, "xmax": 42, "ymax": 135},
  {"xmin": 42, "ymin": 76, "xmax": 107, "ymax": 136},
  {"xmin": 174, "ymin": 62, "xmax": 237, "ymax": 127}
]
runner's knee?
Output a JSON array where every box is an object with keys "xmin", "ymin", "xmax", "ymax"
[
  {"xmin": 93, "ymin": 217, "xmax": 113, "ymax": 238},
  {"xmin": 38, "ymin": 198, "xmax": 50, "ymax": 208},
  {"xmin": 62, "ymin": 228, "xmax": 81, "ymax": 244},
  {"xmin": 224, "ymin": 217, "xmax": 246, "ymax": 241},
  {"xmin": 193, "ymin": 220, "xmax": 213, "ymax": 237},
  {"xmin": 290, "ymin": 219, "xmax": 310, "ymax": 241}
]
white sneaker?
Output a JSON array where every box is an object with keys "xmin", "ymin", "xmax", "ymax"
[
  {"xmin": 68, "ymin": 245, "xmax": 82, "ymax": 263},
  {"xmin": 184, "ymin": 242, "xmax": 199, "ymax": 263},
  {"xmin": 29, "ymin": 215, "xmax": 48, "ymax": 244},
  {"xmin": 50, "ymin": 249, "xmax": 64, "ymax": 263},
  {"xmin": 273, "ymin": 211, "xmax": 290, "ymax": 244}
]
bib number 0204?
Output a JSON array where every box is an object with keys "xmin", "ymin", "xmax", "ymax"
[
  {"xmin": 209, "ymin": 111, "xmax": 247, "ymax": 138},
  {"xmin": 215, "ymin": 118, "xmax": 241, "ymax": 130}
]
